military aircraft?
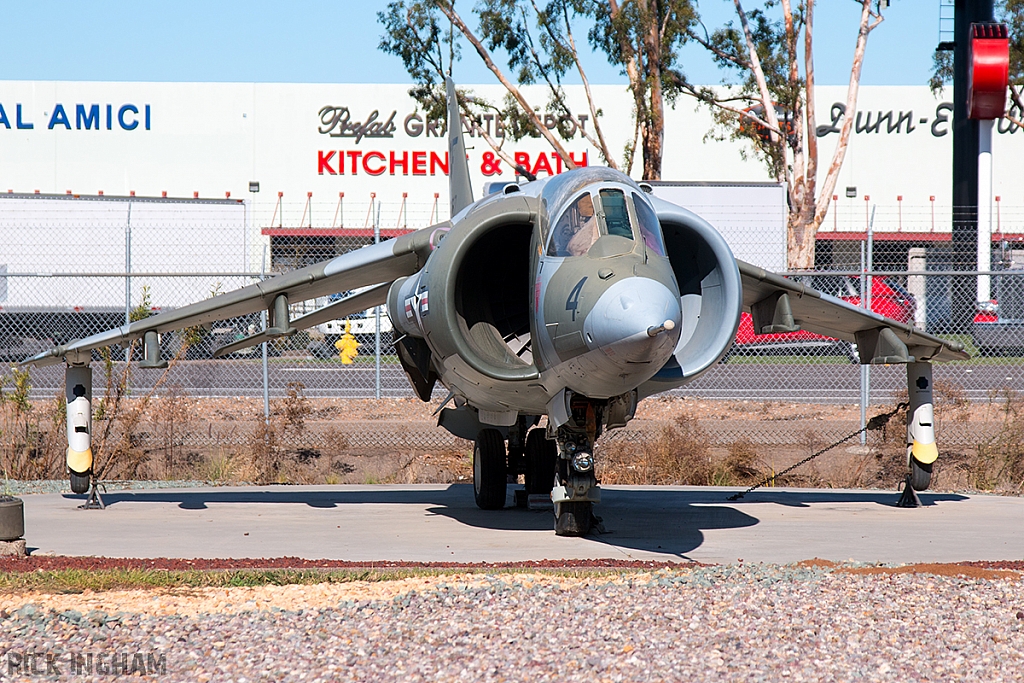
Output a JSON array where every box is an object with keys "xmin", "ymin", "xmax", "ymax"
[{"xmin": 25, "ymin": 79, "xmax": 967, "ymax": 536}]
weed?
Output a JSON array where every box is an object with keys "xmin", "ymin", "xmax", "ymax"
[
  {"xmin": 0, "ymin": 369, "xmax": 65, "ymax": 480},
  {"xmin": 601, "ymin": 413, "xmax": 713, "ymax": 485},
  {"xmin": 202, "ymin": 451, "xmax": 240, "ymax": 484},
  {"xmin": 723, "ymin": 439, "xmax": 761, "ymax": 482},
  {"xmin": 971, "ymin": 388, "xmax": 1024, "ymax": 492},
  {"xmin": 151, "ymin": 385, "xmax": 197, "ymax": 475}
]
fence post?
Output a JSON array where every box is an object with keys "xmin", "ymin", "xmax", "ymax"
[
  {"xmin": 374, "ymin": 198, "xmax": 382, "ymax": 400},
  {"xmin": 124, "ymin": 202, "xmax": 133, "ymax": 363},
  {"xmin": 261, "ymin": 245, "xmax": 270, "ymax": 425},
  {"xmin": 859, "ymin": 240, "xmax": 868, "ymax": 445},
  {"xmin": 908, "ymin": 248, "xmax": 928, "ymax": 329}
]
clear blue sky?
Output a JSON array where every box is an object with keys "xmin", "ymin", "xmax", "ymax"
[{"xmin": 0, "ymin": 1, "xmax": 944, "ymax": 86}]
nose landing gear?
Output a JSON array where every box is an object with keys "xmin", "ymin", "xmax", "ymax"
[
  {"xmin": 551, "ymin": 399, "xmax": 603, "ymax": 537},
  {"xmin": 470, "ymin": 402, "xmax": 605, "ymax": 537}
]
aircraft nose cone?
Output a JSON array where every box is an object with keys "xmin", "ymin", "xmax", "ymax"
[{"xmin": 584, "ymin": 277, "xmax": 681, "ymax": 364}]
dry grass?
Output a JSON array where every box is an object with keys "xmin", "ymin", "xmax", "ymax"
[
  {"xmin": 0, "ymin": 368, "xmax": 65, "ymax": 482},
  {"xmin": 599, "ymin": 413, "xmax": 768, "ymax": 487},
  {"xmin": 4, "ymin": 361, "xmax": 1024, "ymax": 495}
]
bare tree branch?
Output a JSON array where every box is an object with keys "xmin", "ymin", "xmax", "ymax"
[
  {"xmin": 803, "ymin": 0, "xmax": 818, "ymax": 206},
  {"xmin": 462, "ymin": 96, "xmax": 521, "ymax": 171},
  {"xmin": 781, "ymin": 0, "xmax": 804, "ymax": 190},
  {"xmin": 522, "ymin": 0, "xmax": 619, "ymax": 167},
  {"xmin": 813, "ymin": 0, "xmax": 883, "ymax": 228},
  {"xmin": 554, "ymin": 0, "xmax": 621, "ymax": 168},
  {"xmin": 685, "ymin": 25, "xmax": 751, "ymax": 70},
  {"xmin": 436, "ymin": 1, "xmax": 578, "ymax": 168},
  {"xmin": 1008, "ymin": 83, "xmax": 1024, "ymax": 127},
  {"xmin": 733, "ymin": 0, "xmax": 783, "ymax": 149}
]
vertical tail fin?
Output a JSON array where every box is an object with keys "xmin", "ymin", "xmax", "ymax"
[{"xmin": 445, "ymin": 77, "xmax": 473, "ymax": 217}]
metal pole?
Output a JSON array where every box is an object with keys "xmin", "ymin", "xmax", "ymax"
[
  {"xmin": 124, "ymin": 202, "xmax": 133, "ymax": 362},
  {"xmin": 261, "ymin": 245, "xmax": 270, "ymax": 425},
  {"xmin": 977, "ymin": 119, "xmax": 994, "ymax": 302},
  {"xmin": 864, "ymin": 205, "xmax": 874, "ymax": 430},
  {"xmin": 374, "ymin": 199, "xmax": 382, "ymax": 400},
  {"xmin": 859, "ymin": 240, "xmax": 867, "ymax": 445},
  {"xmin": 866, "ymin": 204, "xmax": 875, "ymax": 311},
  {"xmin": 951, "ymin": 0, "xmax": 995, "ymax": 332}
]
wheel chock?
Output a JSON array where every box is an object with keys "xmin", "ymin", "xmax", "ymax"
[
  {"xmin": 895, "ymin": 475, "xmax": 922, "ymax": 508},
  {"xmin": 79, "ymin": 482, "xmax": 106, "ymax": 510}
]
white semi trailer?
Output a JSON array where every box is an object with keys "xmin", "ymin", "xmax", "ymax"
[{"xmin": 648, "ymin": 181, "xmax": 788, "ymax": 272}]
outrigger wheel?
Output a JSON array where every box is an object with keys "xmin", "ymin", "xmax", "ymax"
[
  {"xmin": 473, "ymin": 429, "xmax": 507, "ymax": 509},
  {"xmin": 70, "ymin": 469, "xmax": 91, "ymax": 495},
  {"xmin": 909, "ymin": 457, "xmax": 932, "ymax": 492}
]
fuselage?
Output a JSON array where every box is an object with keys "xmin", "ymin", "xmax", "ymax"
[{"xmin": 390, "ymin": 167, "xmax": 683, "ymax": 422}]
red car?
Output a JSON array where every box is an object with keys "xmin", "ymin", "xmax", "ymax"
[{"xmin": 725, "ymin": 276, "xmax": 917, "ymax": 362}]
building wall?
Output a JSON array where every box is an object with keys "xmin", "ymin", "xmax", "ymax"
[{"xmin": 0, "ymin": 80, "xmax": 1020, "ymax": 236}]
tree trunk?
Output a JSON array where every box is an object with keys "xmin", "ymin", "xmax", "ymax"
[
  {"xmin": 641, "ymin": 98, "xmax": 664, "ymax": 180},
  {"xmin": 787, "ymin": 202, "xmax": 818, "ymax": 270},
  {"xmin": 640, "ymin": 0, "xmax": 664, "ymax": 180}
]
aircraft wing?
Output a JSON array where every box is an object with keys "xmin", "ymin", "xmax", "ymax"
[
  {"xmin": 738, "ymin": 260, "xmax": 968, "ymax": 363},
  {"xmin": 22, "ymin": 226, "xmax": 445, "ymax": 367}
]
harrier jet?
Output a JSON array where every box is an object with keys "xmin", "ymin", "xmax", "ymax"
[{"xmin": 26, "ymin": 79, "xmax": 967, "ymax": 536}]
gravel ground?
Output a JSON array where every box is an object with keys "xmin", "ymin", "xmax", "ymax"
[
  {"xmin": 0, "ymin": 480, "xmax": 212, "ymax": 496},
  {"xmin": 2, "ymin": 564, "xmax": 1023, "ymax": 682}
]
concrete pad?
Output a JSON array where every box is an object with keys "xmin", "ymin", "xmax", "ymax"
[{"xmin": 18, "ymin": 484, "xmax": 1022, "ymax": 564}]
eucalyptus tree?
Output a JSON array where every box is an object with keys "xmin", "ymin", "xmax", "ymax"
[
  {"xmin": 680, "ymin": 0, "xmax": 889, "ymax": 270},
  {"xmin": 379, "ymin": 0, "xmax": 697, "ymax": 179}
]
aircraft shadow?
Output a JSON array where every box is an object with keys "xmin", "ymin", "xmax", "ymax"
[
  {"xmin": 61, "ymin": 488, "xmax": 447, "ymax": 510},
  {"xmin": 59, "ymin": 485, "xmax": 971, "ymax": 558},
  {"xmin": 424, "ymin": 487, "xmax": 969, "ymax": 556}
]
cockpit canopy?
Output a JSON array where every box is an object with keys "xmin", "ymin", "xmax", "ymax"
[{"xmin": 539, "ymin": 167, "xmax": 666, "ymax": 258}]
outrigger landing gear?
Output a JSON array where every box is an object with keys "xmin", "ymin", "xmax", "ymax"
[{"xmin": 898, "ymin": 362, "xmax": 936, "ymax": 508}]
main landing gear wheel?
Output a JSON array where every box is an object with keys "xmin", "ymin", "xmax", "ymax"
[
  {"xmin": 473, "ymin": 429, "xmax": 507, "ymax": 510},
  {"xmin": 70, "ymin": 470, "xmax": 91, "ymax": 495},
  {"xmin": 910, "ymin": 457, "xmax": 932, "ymax": 492},
  {"xmin": 524, "ymin": 429, "xmax": 557, "ymax": 495},
  {"xmin": 555, "ymin": 501, "xmax": 593, "ymax": 536}
]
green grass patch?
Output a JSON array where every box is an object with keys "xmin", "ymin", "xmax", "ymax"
[
  {"xmin": 0, "ymin": 568, "xmax": 426, "ymax": 593},
  {"xmin": 0, "ymin": 566, "xmax": 649, "ymax": 594}
]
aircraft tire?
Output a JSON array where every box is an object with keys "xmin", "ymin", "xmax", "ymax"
[
  {"xmin": 909, "ymin": 457, "xmax": 932, "ymax": 492},
  {"xmin": 524, "ymin": 429, "xmax": 557, "ymax": 495},
  {"xmin": 555, "ymin": 501, "xmax": 593, "ymax": 537},
  {"xmin": 473, "ymin": 429, "xmax": 507, "ymax": 510},
  {"xmin": 70, "ymin": 470, "xmax": 91, "ymax": 495}
]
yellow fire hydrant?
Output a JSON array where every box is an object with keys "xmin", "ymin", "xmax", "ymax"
[{"xmin": 334, "ymin": 321, "xmax": 360, "ymax": 364}]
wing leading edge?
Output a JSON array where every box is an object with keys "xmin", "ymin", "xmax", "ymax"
[
  {"xmin": 22, "ymin": 224, "xmax": 446, "ymax": 367},
  {"xmin": 738, "ymin": 260, "xmax": 968, "ymax": 363}
]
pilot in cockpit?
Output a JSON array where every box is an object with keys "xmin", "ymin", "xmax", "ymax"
[{"xmin": 550, "ymin": 193, "xmax": 599, "ymax": 257}]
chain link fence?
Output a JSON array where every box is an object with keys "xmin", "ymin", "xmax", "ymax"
[{"xmin": 2, "ymin": 194, "xmax": 1023, "ymax": 463}]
